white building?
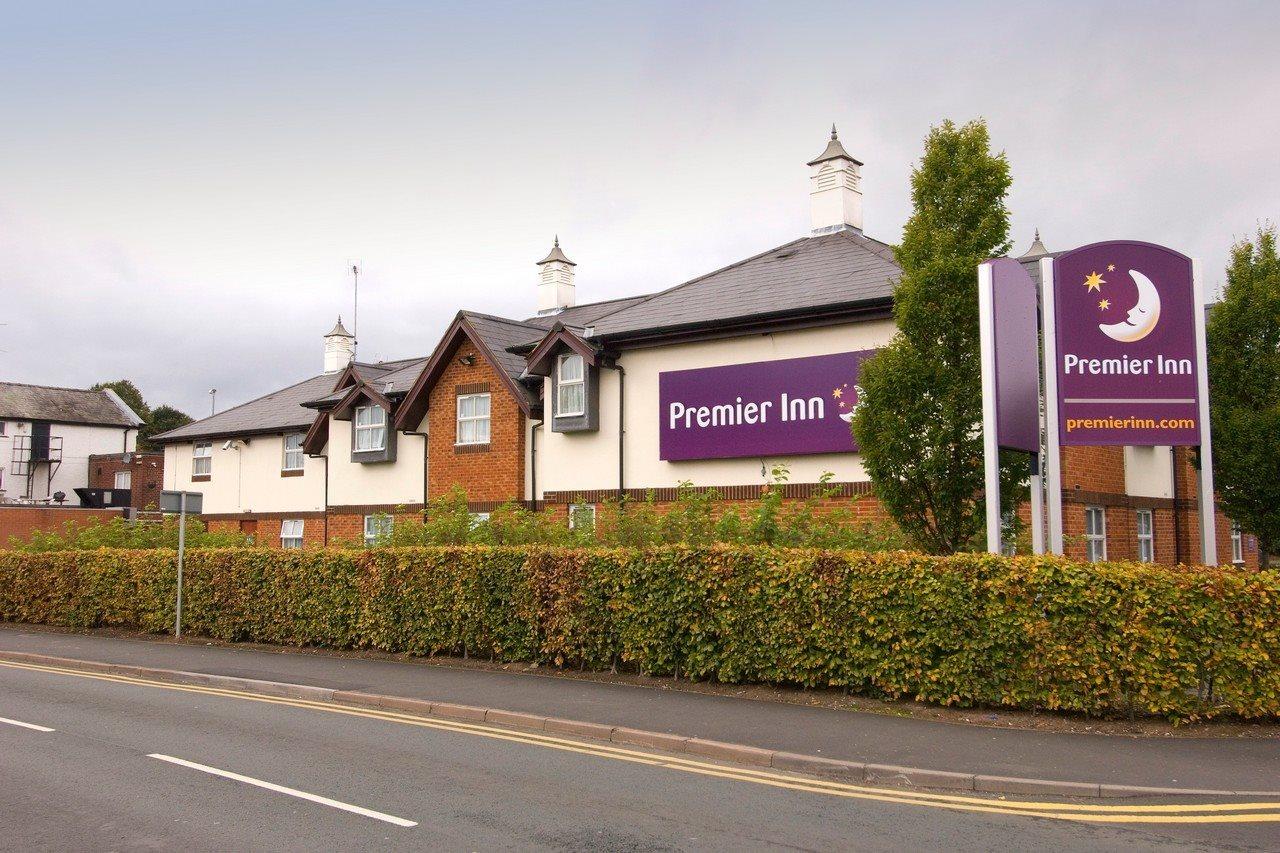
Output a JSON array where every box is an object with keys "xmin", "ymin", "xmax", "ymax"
[{"xmin": 0, "ymin": 383, "xmax": 144, "ymax": 505}]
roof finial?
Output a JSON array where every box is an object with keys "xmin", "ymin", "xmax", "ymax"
[
  {"xmin": 554, "ymin": 234, "xmax": 559, "ymax": 247},
  {"xmin": 1034, "ymin": 228, "xmax": 1041, "ymax": 242},
  {"xmin": 831, "ymin": 123, "xmax": 838, "ymax": 140}
]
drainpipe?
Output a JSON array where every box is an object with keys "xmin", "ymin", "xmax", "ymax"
[
  {"xmin": 529, "ymin": 418, "xmax": 543, "ymax": 511},
  {"xmin": 603, "ymin": 359, "xmax": 626, "ymax": 497},
  {"xmin": 402, "ymin": 430, "xmax": 429, "ymax": 515},
  {"xmin": 307, "ymin": 451, "xmax": 329, "ymax": 545}
]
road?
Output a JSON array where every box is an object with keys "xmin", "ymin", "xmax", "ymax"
[{"xmin": 2, "ymin": 660, "xmax": 1278, "ymax": 851}]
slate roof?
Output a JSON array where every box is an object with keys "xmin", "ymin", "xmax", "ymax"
[
  {"xmin": 583, "ymin": 230, "xmax": 899, "ymax": 340},
  {"xmin": 522, "ymin": 295, "xmax": 650, "ymax": 331},
  {"xmin": 0, "ymin": 382, "xmax": 142, "ymax": 427},
  {"xmin": 461, "ymin": 312, "xmax": 548, "ymax": 407},
  {"xmin": 153, "ymin": 373, "xmax": 339, "ymax": 442}
]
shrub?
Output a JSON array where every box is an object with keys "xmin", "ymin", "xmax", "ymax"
[
  {"xmin": 9, "ymin": 515, "xmax": 251, "ymax": 552},
  {"xmin": 1, "ymin": 545, "xmax": 1276, "ymax": 721}
]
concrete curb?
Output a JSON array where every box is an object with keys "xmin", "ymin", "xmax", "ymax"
[{"xmin": 4, "ymin": 649, "xmax": 1276, "ymax": 801}]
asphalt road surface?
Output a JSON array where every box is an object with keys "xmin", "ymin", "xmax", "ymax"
[{"xmin": 2, "ymin": 661, "xmax": 1277, "ymax": 852}]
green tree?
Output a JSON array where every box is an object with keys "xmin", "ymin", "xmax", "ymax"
[
  {"xmin": 140, "ymin": 404, "xmax": 193, "ymax": 450},
  {"xmin": 1207, "ymin": 225, "xmax": 1280, "ymax": 566},
  {"xmin": 92, "ymin": 379, "xmax": 151, "ymax": 421},
  {"xmin": 852, "ymin": 119, "xmax": 1023, "ymax": 554}
]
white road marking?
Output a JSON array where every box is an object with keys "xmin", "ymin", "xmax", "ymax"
[
  {"xmin": 0, "ymin": 715, "xmax": 55, "ymax": 732},
  {"xmin": 147, "ymin": 754, "xmax": 417, "ymax": 828}
]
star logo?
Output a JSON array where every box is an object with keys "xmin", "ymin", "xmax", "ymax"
[
  {"xmin": 1084, "ymin": 271, "xmax": 1106, "ymax": 292},
  {"xmin": 832, "ymin": 387, "xmax": 843, "ymax": 399},
  {"xmin": 1098, "ymin": 298, "xmax": 1111, "ymax": 311},
  {"xmin": 1107, "ymin": 264, "xmax": 1116, "ymax": 272}
]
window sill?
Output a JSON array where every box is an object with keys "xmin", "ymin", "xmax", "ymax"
[
  {"xmin": 192, "ymin": 474, "xmax": 211, "ymax": 482},
  {"xmin": 280, "ymin": 469, "xmax": 304, "ymax": 477},
  {"xmin": 454, "ymin": 442, "xmax": 490, "ymax": 454},
  {"xmin": 554, "ymin": 412, "xmax": 586, "ymax": 420}
]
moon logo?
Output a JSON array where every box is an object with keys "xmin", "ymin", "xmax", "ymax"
[{"xmin": 1099, "ymin": 269, "xmax": 1161, "ymax": 343}]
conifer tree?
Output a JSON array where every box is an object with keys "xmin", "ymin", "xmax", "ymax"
[{"xmin": 852, "ymin": 119, "xmax": 1023, "ymax": 554}]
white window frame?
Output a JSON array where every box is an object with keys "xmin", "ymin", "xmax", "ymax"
[
  {"xmin": 569, "ymin": 503, "xmax": 596, "ymax": 531},
  {"xmin": 193, "ymin": 442, "xmax": 212, "ymax": 476},
  {"xmin": 456, "ymin": 393, "xmax": 491, "ymax": 446},
  {"xmin": 280, "ymin": 519, "xmax": 304, "ymax": 549},
  {"xmin": 468, "ymin": 512, "xmax": 490, "ymax": 529},
  {"xmin": 113, "ymin": 470, "xmax": 132, "ymax": 490},
  {"xmin": 1232, "ymin": 522, "xmax": 1244, "ymax": 564},
  {"xmin": 282, "ymin": 432, "xmax": 305, "ymax": 471},
  {"xmin": 1085, "ymin": 506, "xmax": 1107, "ymax": 562},
  {"xmin": 1135, "ymin": 509, "xmax": 1154, "ymax": 563},
  {"xmin": 364, "ymin": 514, "xmax": 393, "ymax": 546},
  {"xmin": 354, "ymin": 405, "xmax": 387, "ymax": 452},
  {"xmin": 555, "ymin": 353, "xmax": 586, "ymax": 418}
]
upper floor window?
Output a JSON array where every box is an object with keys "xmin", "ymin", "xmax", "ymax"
[
  {"xmin": 457, "ymin": 393, "xmax": 491, "ymax": 445},
  {"xmin": 1232, "ymin": 522, "xmax": 1244, "ymax": 564},
  {"xmin": 192, "ymin": 442, "xmax": 212, "ymax": 477},
  {"xmin": 1085, "ymin": 506, "xmax": 1107, "ymax": 562},
  {"xmin": 114, "ymin": 471, "xmax": 131, "ymax": 490},
  {"xmin": 282, "ymin": 432, "xmax": 305, "ymax": 471},
  {"xmin": 354, "ymin": 405, "xmax": 387, "ymax": 452},
  {"xmin": 280, "ymin": 519, "xmax": 304, "ymax": 549},
  {"xmin": 556, "ymin": 353, "xmax": 585, "ymax": 417},
  {"xmin": 0, "ymin": 421, "xmax": 6, "ymax": 435},
  {"xmin": 1135, "ymin": 509, "xmax": 1154, "ymax": 563}
]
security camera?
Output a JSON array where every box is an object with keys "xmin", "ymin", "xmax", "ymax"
[{"xmin": 222, "ymin": 440, "xmax": 234, "ymax": 451}]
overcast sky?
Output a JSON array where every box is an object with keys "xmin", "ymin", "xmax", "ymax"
[{"xmin": 2, "ymin": 1, "xmax": 1276, "ymax": 417}]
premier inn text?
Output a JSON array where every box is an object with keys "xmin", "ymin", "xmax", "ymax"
[
  {"xmin": 1062, "ymin": 354, "xmax": 1193, "ymax": 376},
  {"xmin": 668, "ymin": 394, "xmax": 826, "ymax": 430}
]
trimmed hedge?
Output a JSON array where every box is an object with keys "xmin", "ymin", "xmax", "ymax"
[{"xmin": 1, "ymin": 546, "xmax": 1276, "ymax": 721}]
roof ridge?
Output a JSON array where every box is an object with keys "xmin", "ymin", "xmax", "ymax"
[
  {"xmin": 155, "ymin": 372, "xmax": 333, "ymax": 438},
  {"xmin": 833, "ymin": 229, "xmax": 899, "ymax": 265},
  {"xmin": 461, "ymin": 310, "xmax": 545, "ymax": 330},
  {"xmin": 0, "ymin": 380, "xmax": 104, "ymax": 394}
]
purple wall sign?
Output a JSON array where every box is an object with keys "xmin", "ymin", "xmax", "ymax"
[
  {"xmin": 984, "ymin": 258, "xmax": 1041, "ymax": 453},
  {"xmin": 659, "ymin": 350, "xmax": 875, "ymax": 461},
  {"xmin": 1052, "ymin": 241, "xmax": 1199, "ymax": 446}
]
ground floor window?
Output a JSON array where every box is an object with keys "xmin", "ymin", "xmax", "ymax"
[
  {"xmin": 1135, "ymin": 509, "xmax": 1154, "ymax": 563},
  {"xmin": 569, "ymin": 503, "xmax": 596, "ymax": 531},
  {"xmin": 114, "ymin": 470, "xmax": 132, "ymax": 490},
  {"xmin": 999, "ymin": 510, "xmax": 1017, "ymax": 556},
  {"xmin": 468, "ymin": 512, "xmax": 490, "ymax": 528},
  {"xmin": 1232, "ymin": 522, "xmax": 1244, "ymax": 564},
  {"xmin": 364, "ymin": 514, "xmax": 393, "ymax": 546},
  {"xmin": 1085, "ymin": 506, "xmax": 1106, "ymax": 562},
  {"xmin": 280, "ymin": 519, "xmax": 304, "ymax": 549}
]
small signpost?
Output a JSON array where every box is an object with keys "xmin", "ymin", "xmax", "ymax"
[{"xmin": 160, "ymin": 490, "xmax": 203, "ymax": 638}]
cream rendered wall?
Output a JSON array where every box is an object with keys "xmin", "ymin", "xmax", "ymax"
[
  {"xmin": 162, "ymin": 435, "xmax": 325, "ymax": 514},
  {"xmin": 1124, "ymin": 445, "xmax": 1175, "ymax": 499},
  {"xmin": 327, "ymin": 417, "xmax": 426, "ymax": 506},
  {"xmin": 539, "ymin": 320, "xmax": 897, "ymax": 494}
]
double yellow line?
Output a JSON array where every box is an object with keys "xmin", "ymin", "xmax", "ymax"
[{"xmin": 4, "ymin": 658, "xmax": 1278, "ymax": 825}]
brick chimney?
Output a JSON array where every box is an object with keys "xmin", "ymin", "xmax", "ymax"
[
  {"xmin": 808, "ymin": 125, "xmax": 863, "ymax": 235},
  {"xmin": 535, "ymin": 236, "xmax": 576, "ymax": 315}
]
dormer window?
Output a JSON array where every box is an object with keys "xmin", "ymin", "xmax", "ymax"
[
  {"xmin": 354, "ymin": 405, "xmax": 387, "ymax": 451},
  {"xmin": 556, "ymin": 353, "xmax": 585, "ymax": 417}
]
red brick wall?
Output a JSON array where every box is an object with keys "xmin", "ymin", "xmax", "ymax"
[
  {"xmin": 205, "ymin": 512, "xmax": 326, "ymax": 548},
  {"xmin": 88, "ymin": 453, "xmax": 165, "ymax": 511},
  {"xmin": 426, "ymin": 337, "xmax": 526, "ymax": 509},
  {"xmin": 0, "ymin": 506, "xmax": 126, "ymax": 548}
]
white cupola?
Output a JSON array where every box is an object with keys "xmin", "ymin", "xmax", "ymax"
[
  {"xmin": 323, "ymin": 316, "xmax": 355, "ymax": 374},
  {"xmin": 535, "ymin": 236, "xmax": 576, "ymax": 315},
  {"xmin": 808, "ymin": 125, "xmax": 863, "ymax": 235}
]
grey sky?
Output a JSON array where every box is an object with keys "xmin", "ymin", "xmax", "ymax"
[{"xmin": 2, "ymin": 1, "xmax": 1276, "ymax": 416}]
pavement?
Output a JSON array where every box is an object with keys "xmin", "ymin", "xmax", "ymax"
[
  {"xmin": 5, "ymin": 648, "xmax": 1280, "ymax": 850},
  {"xmin": 1, "ymin": 625, "xmax": 1277, "ymax": 795}
]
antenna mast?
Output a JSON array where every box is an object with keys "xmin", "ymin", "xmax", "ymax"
[{"xmin": 351, "ymin": 263, "xmax": 360, "ymax": 359}]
